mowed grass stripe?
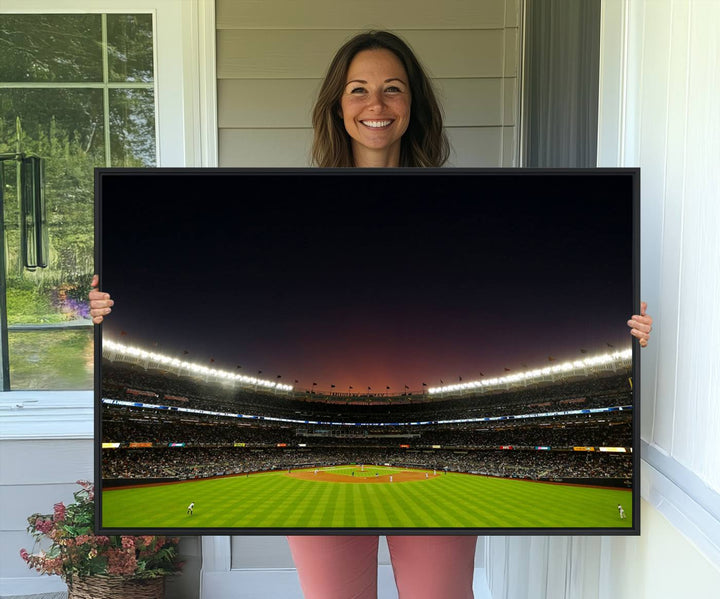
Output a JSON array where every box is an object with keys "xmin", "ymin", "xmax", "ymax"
[
  {"xmin": 364, "ymin": 480, "xmax": 393, "ymax": 528},
  {"xmin": 287, "ymin": 479, "xmax": 334, "ymax": 528},
  {"xmin": 384, "ymin": 476, "xmax": 452, "ymax": 527},
  {"xmin": 420, "ymin": 474, "xmax": 630, "ymax": 528},
  {"xmin": 102, "ymin": 471, "xmax": 633, "ymax": 530},
  {"xmin": 374, "ymin": 483, "xmax": 412, "ymax": 527},
  {"xmin": 418, "ymin": 475, "xmax": 506, "ymax": 527},
  {"xmin": 316, "ymin": 482, "xmax": 342, "ymax": 528},
  {"xmin": 225, "ymin": 476, "xmax": 291, "ymax": 526},
  {"xmin": 377, "ymin": 479, "xmax": 427, "ymax": 527},
  {"xmin": 427, "ymin": 475, "xmax": 487, "ymax": 527},
  {"xmin": 335, "ymin": 482, "xmax": 351, "ymax": 527},
  {"xmin": 356, "ymin": 484, "xmax": 374, "ymax": 528}
]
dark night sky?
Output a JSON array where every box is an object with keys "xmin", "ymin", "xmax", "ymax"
[{"xmin": 98, "ymin": 169, "xmax": 635, "ymax": 393}]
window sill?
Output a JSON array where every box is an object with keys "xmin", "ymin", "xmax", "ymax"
[
  {"xmin": 641, "ymin": 440, "xmax": 720, "ymax": 567},
  {"xmin": 0, "ymin": 391, "xmax": 93, "ymax": 440}
]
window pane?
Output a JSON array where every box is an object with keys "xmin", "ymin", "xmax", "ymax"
[
  {"xmin": 0, "ymin": 14, "xmax": 103, "ymax": 82},
  {"xmin": 8, "ymin": 328, "xmax": 94, "ymax": 390},
  {"xmin": 0, "ymin": 89, "xmax": 106, "ymax": 164},
  {"xmin": 1, "ymin": 12, "xmax": 157, "ymax": 390},
  {"xmin": 1, "ymin": 88, "xmax": 103, "ymax": 283},
  {"xmin": 110, "ymin": 89, "xmax": 156, "ymax": 166},
  {"xmin": 107, "ymin": 14, "xmax": 154, "ymax": 83},
  {"xmin": 1, "ymin": 88, "xmax": 99, "ymax": 390}
]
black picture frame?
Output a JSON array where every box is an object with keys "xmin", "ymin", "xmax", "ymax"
[{"xmin": 95, "ymin": 167, "xmax": 640, "ymax": 536}]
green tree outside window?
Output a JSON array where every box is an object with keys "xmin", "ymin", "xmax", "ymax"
[{"xmin": 0, "ymin": 13, "xmax": 155, "ymax": 390}]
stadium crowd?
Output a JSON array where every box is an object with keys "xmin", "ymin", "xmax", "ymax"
[
  {"xmin": 102, "ymin": 446, "xmax": 632, "ymax": 482},
  {"xmin": 101, "ymin": 358, "xmax": 634, "ymax": 488},
  {"xmin": 103, "ymin": 405, "xmax": 632, "ymax": 448}
]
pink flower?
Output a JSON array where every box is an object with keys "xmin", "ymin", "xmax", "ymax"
[
  {"xmin": 53, "ymin": 503, "xmax": 66, "ymax": 522},
  {"xmin": 34, "ymin": 518, "xmax": 54, "ymax": 534},
  {"xmin": 121, "ymin": 536, "xmax": 135, "ymax": 550},
  {"xmin": 19, "ymin": 548, "xmax": 29, "ymax": 562}
]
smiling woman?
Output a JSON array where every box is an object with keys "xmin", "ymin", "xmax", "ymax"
[
  {"xmin": 340, "ymin": 49, "xmax": 412, "ymax": 167},
  {"xmin": 311, "ymin": 30, "xmax": 449, "ymax": 168}
]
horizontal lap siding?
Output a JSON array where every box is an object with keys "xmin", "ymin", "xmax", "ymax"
[
  {"xmin": 216, "ymin": 1, "xmax": 513, "ymax": 30},
  {"xmin": 0, "ymin": 439, "xmax": 93, "ymax": 580},
  {"xmin": 216, "ymin": 0, "xmax": 521, "ymax": 167}
]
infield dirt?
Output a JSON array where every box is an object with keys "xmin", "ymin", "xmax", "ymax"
[{"xmin": 288, "ymin": 470, "xmax": 439, "ymax": 484}]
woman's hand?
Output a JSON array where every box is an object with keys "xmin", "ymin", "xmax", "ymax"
[
  {"xmin": 88, "ymin": 274, "xmax": 114, "ymax": 324},
  {"xmin": 627, "ymin": 301, "xmax": 652, "ymax": 348}
]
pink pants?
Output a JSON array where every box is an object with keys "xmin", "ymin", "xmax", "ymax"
[{"xmin": 287, "ymin": 535, "xmax": 477, "ymax": 599}]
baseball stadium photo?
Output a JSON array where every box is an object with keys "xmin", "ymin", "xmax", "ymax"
[{"xmin": 96, "ymin": 169, "xmax": 638, "ymax": 534}]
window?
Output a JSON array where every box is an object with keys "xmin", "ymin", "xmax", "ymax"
[{"xmin": 0, "ymin": 13, "xmax": 156, "ymax": 390}]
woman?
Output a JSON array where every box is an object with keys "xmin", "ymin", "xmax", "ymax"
[
  {"xmin": 310, "ymin": 30, "xmax": 448, "ymax": 169},
  {"xmin": 90, "ymin": 30, "xmax": 653, "ymax": 599}
]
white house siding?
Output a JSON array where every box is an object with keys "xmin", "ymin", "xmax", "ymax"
[{"xmin": 216, "ymin": 0, "xmax": 522, "ymax": 167}]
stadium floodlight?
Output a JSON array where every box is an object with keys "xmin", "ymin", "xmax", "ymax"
[
  {"xmin": 428, "ymin": 348, "xmax": 631, "ymax": 395},
  {"xmin": 103, "ymin": 339, "xmax": 294, "ymax": 393}
]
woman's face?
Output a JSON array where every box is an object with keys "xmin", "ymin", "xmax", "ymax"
[{"xmin": 340, "ymin": 49, "xmax": 411, "ymax": 166}]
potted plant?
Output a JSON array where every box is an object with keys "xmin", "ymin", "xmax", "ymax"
[{"xmin": 20, "ymin": 480, "xmax": 183, "ymax": 598}]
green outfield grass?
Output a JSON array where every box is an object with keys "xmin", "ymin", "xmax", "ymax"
[{"xmin": 101, "ymin": 466, "xmax": 633, "ymax": 530}]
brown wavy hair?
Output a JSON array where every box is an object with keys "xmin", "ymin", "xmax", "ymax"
[{"xmin": 311, "ymin": 31, "xmax": 449, "ymax": 167}]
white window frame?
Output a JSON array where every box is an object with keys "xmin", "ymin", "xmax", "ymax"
[{"xmin": 0, "ymin": 0, "xmax": 217, "ymax": 438}]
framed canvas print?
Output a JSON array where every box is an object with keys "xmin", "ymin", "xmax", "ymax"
[{"xmin": 95, "ymin": 167, "xmax": 640, "ymax": 535}]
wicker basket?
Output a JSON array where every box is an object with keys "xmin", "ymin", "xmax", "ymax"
[{"xmin": 67, "ymin": 575, "xmax": 165, "ymax": 599}]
